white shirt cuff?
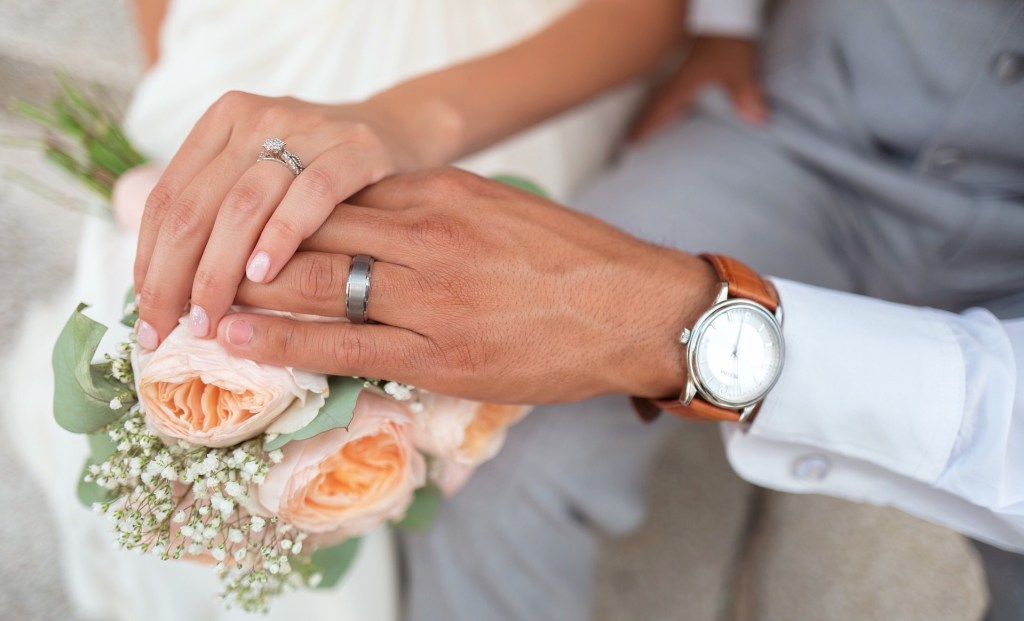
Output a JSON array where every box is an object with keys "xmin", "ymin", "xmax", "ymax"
[
  {"xmin": 688, "ymin": 0, "xmax": 765, "ymax": 36},
  {"xmin": 743, "ymin": 278, "xmax": 965, "ymax": 484}
]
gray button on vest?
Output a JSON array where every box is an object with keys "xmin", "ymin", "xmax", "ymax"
[
  {"xmin": 928, "ymin": 146, "xmax": 967, "ymax": 174},
  {"xmin": 992, "ymin": 51, "xmax": 1024, "ymax": 83}
]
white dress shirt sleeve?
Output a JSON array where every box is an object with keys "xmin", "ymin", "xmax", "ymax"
[
  {"xmin": 722, "ymin": 279, "xmax": 1024, "ymax": 552},
  {"xmin": 688, "ymin": 0, "xmax": 765, "ymax": 36}
]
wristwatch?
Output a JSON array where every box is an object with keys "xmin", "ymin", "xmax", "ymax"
[{"xmin": 632, "ymin": 254, "xmax": 784, "ymax": 424}]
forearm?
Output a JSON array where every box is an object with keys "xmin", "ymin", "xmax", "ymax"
[
  {"xmin": 130, "ymin": 0, "xmax": 169, "ymax": 68},
  {"xmin": 367, "ymin": 0, "xmax": 685, "ymax": 168}
]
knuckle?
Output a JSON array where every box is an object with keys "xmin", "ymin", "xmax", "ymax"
[
  {"xmin": 298, "ymin": 167, "xmax": 335, "ymax": 202},
  {"xmin": 417, "ymin": 168, "xmax": 463, "ymax": 193},
  {"xmin": 144, "ymin": 183, "xmax": 175, "ymax": 219},
  {"xmin": 296, "ymin": 254, "xmax": 341, "ymax": 303},
  {"xmin": 162, "ymin": 198, "xmax": 204, "ymax": 241},
  {"xmin": 192, "ymin": 267, "xmax": 225, "ymax": 301},
  {"xmin": 435, "ymin": 338, "xmax": 482, "ymax": 374},
  {"xmin": 213, "ymin": 90, "xmax": 249, "ymax": 115},
  {"xmin": 404, "ymin": 214, "xmax": 465, "ymax": 249},
  {"xmin": 264, "ymin": 217, "xmax": 303, "ymax": 245},
  {"xmin": 331, "ymin": 328, "xmax": 374, "ymax": 371},
  {"xmin": 221, "ymin": 182, "xmax": 263, "ymax": 218},
  {"xmin": 257, "ymin": 103, "xmax": 291, "ymax": 130},
  {"xmin": 137, "ymin": 283, "xmax": 171, "ymax": 318}
]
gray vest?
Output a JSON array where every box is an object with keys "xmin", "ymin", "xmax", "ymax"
[{"xmin": 759, "ymin": 0, "xmax": 1024, "ymax": 312}]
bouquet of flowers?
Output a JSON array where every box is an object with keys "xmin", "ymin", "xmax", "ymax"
[
  {"xmin": 54, "ymin": 300, "xmax": 529, "ymax": 611},
  {"xmin": 15, "ymin": 76, "xmax": 536, "ymax": 612}
]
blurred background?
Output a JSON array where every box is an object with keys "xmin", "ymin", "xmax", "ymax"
[{"xmin": 0, "ymin": 1, "xmax": 989, "ymax": 619}]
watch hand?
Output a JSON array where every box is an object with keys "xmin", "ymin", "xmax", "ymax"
[{"xmin": 731, "ymin": 317, "xmax": 744, "ymax": 358}]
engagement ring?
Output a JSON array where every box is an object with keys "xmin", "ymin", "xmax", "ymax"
[{"xmin": 257, "ymin": 137, "xmax": 304, "ymax": 175}]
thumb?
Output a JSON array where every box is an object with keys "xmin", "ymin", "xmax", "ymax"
[
  {"xmin": 728, "ymin": 80, "xmax": 769, "ymax": 125},
  {"xmin": 629, "ymin": 79, "xmax": 700, "ymax": 143}
]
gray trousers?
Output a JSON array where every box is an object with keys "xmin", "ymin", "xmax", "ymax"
[{"xmin": 402, "ymin": 0, "xmax": 1024, "ymax": 618}]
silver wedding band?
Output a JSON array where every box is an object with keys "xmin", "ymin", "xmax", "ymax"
[
  {"xmin": 345, "ymin": 255, "xmax": 375, "ymax": 324},
  {"xmin": 257, "ymin": 137, "xmax": 304, "ymax": 176}
]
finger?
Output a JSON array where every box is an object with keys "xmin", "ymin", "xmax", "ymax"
[
  {"xmin": 234, "ymin": 252, "xmax": 413, "ymax": 326},
  {"xmin": 217, "ymin": 312, "xmax": 431, "ymax": 380},
  {"xmin": 134, "ymin": 99, "xmax": 237, "ymax": 294},
  {"xmin": 136, "ymin": 150, "xmax": 254, "ymax": 348},
  {"xmin": 346, "ymin": 173, "xmax": 428, "ymax": 210},
  {"xmin": 246, "ymin": 141, "xmax": 391, "ymax": 284},
  {"xmin": 187, "ymin": 161, "xmax": 297, "ymax": 338},
  {"xmin": 728, "ymin": 80, "xmax": 769, "ymax": 125},
  {"xmin": 298, "ymin": 204, "xmax": 416, "ymax": 263},
  {"xmin": 628, "ymin": 80, "xmax": 699, "ymax": 143}
]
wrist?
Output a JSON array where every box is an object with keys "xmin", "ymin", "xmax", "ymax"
[
  {"xmin": 364, "ymin": 86, "xmax": 467, "ymax": 170},
  {"xmin": 609, "ymin": 249, "xmax": 719, "ymax": 399}
]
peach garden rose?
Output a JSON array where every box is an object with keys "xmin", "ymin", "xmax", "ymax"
[
  {"xmin": 132, "ymin": 318, "xmax": 329, "ymax": 448},
  {"xmin": 410, "ymin": 394, "xmax": 531, "ymax": 495},
  {"xmin": 257, "ymin": 391, "xmax": 426, "ymax": 542}
]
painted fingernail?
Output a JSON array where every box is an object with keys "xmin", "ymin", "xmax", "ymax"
[
  {"xmin": 188, "ymin": 305, "xmax": 210, "ymax": 337},
  {"xmin": 227, "ymin": 319, "xmax": 253, "ymax": 346},
  {"xmin": 246, "ymin": 251, "xmax": 271, "ymax": 283},
  {"xmin": 137, "ymin": 320, "xmax": 158, "ymax": 350}
]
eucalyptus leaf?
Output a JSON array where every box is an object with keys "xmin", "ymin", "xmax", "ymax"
[
  {"xmin": 395, "ymin": 484, "xmax": 442, "ymax": 531},
  {"xmin": 300, "ymin": 537, "xmax": 362, "ymax": 589},
  {"xmin": 53, "ymin": 304, "xmax": 125, "ymax": 433},
  {"xmin": 263, "ymin": 376, "xmax": 363, "ymax": 451},
  {"xmin": 491, "ymin": 174, "xmax": 550, "ymax": 199}
]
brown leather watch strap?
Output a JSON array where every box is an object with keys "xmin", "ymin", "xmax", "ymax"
[
  {"xmin": 632, "ymin": 395, "xmax": 743, "ymax": 423},
  {"xmin": 699, "ymin": 253, "xmax": 779, "ymax": 312},
  {"xmin": 633, "ymin": 254, "xmax": 779, "ymax": 424}
]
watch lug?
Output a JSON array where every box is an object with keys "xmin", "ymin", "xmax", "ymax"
[
  {"xmin": 680, "ymin": 378, "xmax": 697, "ymax": 406},
  {"xmin": 738, "ymin": 404, "xmax": 758, "ymax": 424},
  {"xmin": 774, "ymin": 304, "xmax": 784, "ymax": 325},
  {"xmin": 714, "ymin": 282, "xmax": 729, "ymax": 304}
]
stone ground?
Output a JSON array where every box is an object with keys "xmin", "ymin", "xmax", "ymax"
[{"xmin": 0, "ymin": 1, "xmax": 989, "ymax": 619}]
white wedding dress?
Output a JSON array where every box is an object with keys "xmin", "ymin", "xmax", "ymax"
[{"xmin": 2, "ymin": 1, "xmax": 639, "ymax": 620}]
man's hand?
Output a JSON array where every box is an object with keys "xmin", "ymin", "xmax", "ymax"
[
  {"xmin": 630, "ymin": 36, "xmax": 767, "ymax": 142},
  {"xmin": 216, "ymin": 168, "xmax": 718, "ymax": 404}
]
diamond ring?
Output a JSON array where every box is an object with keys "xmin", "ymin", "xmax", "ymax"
[{"xmin": 257, "ymin": 138, "xmax": 304, "ymax": 175}]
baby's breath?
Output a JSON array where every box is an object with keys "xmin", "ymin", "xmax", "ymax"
[{"xmin": 87, "ymin": 341, "xmax": 310, "ymax": 612}]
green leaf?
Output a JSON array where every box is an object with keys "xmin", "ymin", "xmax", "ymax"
[
  {"xmin": 263, "ymin": 376, "xmax": 363, "ymax": 451},
  {"xmin": 395, "ymin": 484, "xmax": 442, "ymax": 531},
  {"xmin": 299, "ymin": 537, "xmax": 362, "ymax": 589},
  {"xmin": 491, "ymin": 174, "xmax": 550, "ymax": 199},
  {"xmin": 53, "ymin": 304, "xmax": 125, "ymax": 433},
  {"xmin": 76, "ymin": 431, "xmax": 118, "ymax": 507}
]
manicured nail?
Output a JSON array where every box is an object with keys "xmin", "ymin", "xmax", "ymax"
[
  {"xmin": 137, "ymin": 320, "xmax": 158, "ymax": 350},
  {"xmin": 188, "ymin": 305, "xmax": 209, "ymax": 337},
  {"xmin": 227, "ymin": 319, "xmax": 253, "ymax": 346},
  {"xmin": 246, "ymin": 251, "xmax": 271, "ymax": 283}
]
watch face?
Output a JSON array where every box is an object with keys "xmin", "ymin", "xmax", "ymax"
[{"xmin": 690, "ymin": 301, "xmax": 784, "ymax": 408}]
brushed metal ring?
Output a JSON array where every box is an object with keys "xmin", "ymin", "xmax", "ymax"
[{"xmin": 345, "ymin": 255, "xmax": 375, "ymax": 324}]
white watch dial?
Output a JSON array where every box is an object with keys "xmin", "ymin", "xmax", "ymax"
[{"xmin": 691, "ymin": 302, "xmax": 783, "ymax": 407}]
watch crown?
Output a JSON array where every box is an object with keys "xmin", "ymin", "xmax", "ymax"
[{"xmin": 679, "ymin": 328, "xmax": 691, "ymax": 344}]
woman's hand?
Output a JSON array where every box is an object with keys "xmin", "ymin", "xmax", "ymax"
[
  {"xmin": 133, "ymin": 92, "xmax": 430, "ymax": 350},
  {"xmin": 215, "ymin": 168, "xmax": 718, "ymax": 404},
  {"xmin": 630, "ymin": 35, "xmax": 767, "ymax": 142}
]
